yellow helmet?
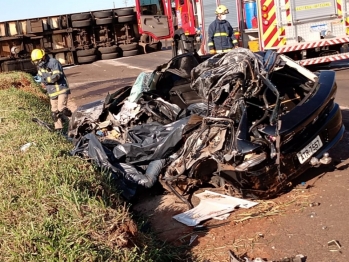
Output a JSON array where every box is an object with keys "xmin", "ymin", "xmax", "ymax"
[
  {"xmin": 215, "ymin": 5, "xmax": 229, "ymax": 15},
  {"xmin": 31, "ymin": 49, "xmax": 45, "ymax": 64}
]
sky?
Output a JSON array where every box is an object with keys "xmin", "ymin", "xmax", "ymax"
[{"xmin": 0, "ymin": 0, "xmax": 135, "ymax": 22}]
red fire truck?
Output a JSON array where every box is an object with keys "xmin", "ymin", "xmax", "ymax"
[{"xmin": 136, "ymin": 0, "xmax": 349, "ymax": 66}]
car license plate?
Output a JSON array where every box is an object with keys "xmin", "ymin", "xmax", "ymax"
[{"xmin": 297, "ymin": 136, "xmax": 323, "ymax": 164}]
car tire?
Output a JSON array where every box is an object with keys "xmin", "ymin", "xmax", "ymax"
[
  {"xmin": 96, "ymin": 17, "xmax": 113, "ymax": 25},
  {"xmin": 98, "ymin": 46, "xmax": 118, "ymax": 54},
  {"xmin": 71, "ymin": 13, "xmax": 91, "ymax": 21},
  {"xmin": 77, "ymin": 55, "xmax": 97, "ymax": 64},
  {"xmin": 117, "ymin": 15, "xmax": 135, "ymax": 23},
  {"xmin": 72, "ymin": 19, "xmax": 92, "ymax": 28},
  {"xmin": 122, "ymin": 49, "xmax": 139, "ymax": 57},
  {"xmin": 115, "ymin": 8, "xmax": 134, "ymax": 16},
  {"xmin": 93, "ymin": 11, "xmax": 113, "ymax": 18},
  {"xmin": 77, "ymin": 48, "xmax": 97, "ymax": 57},
  {"xmin": 119, "ymin": 43, "xmax": 138, "ymax": 51},
  {"xmin": 101, "ymin": 53, "xmax": 119, "ymax": 60}
]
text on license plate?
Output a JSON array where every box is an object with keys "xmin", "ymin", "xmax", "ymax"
[{"xmin": 297, "ymin": 136, "xmax": 323, "ymax": 164}]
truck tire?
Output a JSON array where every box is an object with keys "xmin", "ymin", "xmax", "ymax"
[
  {"xmin": 77, "ymin": 48, "xmax": 97, "ymax": 57},
  {"xmin": 122, "ymin": 50, "xmax": 139, "ymax": 57},
  {"xmin": 77, "ymin": 55, "xmax": 97, "ymax": 64},
  {"xmin": 72, "ymin": 19, "xmax": 92, "ymax": 28},
  {"xmin": 98, "ymin": 46, "xmax": 118, "ymax": 54},
  {"xmin": 115, "ymin": 8, "xmax": 134, "ymax": 16},
  {"xmin": 101, "ymin": 53, "xmax": 119, "ymax": 60},
  {"xmin": 96, "ymin": 17, "xmax": 113, "ymax": 25},
  {"xmin": 146, "ymin": 42, "xmax": 162, "ymax": 52},
  {"xmin": 93, "ymin": 11, "xmax": 113, "ymax": 18},
  {"xmin": 119, "ymin": 43, "xmax": 138, "ymax": 51},
  {"xmin": 71, "ymin": 13, "xmax": 91, "ymax": 21},
  {"xmin": 117, "ymin": 15, "xmax": 135, "ymax": 23}
]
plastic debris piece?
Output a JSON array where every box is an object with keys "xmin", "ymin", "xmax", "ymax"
[
  {"xmin": 328, "ymin": 240, "xmax": 341, "ymax": 251},
  {"xmin": 173, "ymin": 190, "xmax": 258, "ymax": 226},
  {"xmin": 309, "ymin": 202, "xmax": 320, "ymax": 207},
  {"xmin": 309, "ymin": 212, "xmax": 316, "ymax": 218},
  {"xmin": 20, "ymin": 142, "xmax": 34, "ymax": 152},
  {"xmin": 213, "ymin": 213, "xmax": 231, "ymax": 220}
]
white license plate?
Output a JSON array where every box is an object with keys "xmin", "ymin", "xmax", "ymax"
[{"xmin": 297, "ymin": 136, "xmax": 323, "ymax": 164}]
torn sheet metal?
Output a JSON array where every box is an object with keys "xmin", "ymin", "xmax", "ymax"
[{"xmin": 173, "ymin": 190, "xmax": 258, "ymax": 226}]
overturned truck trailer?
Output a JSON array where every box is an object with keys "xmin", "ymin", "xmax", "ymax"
[
  {"xmin": 0, "ymin": 7, "xmax": 162, "ymax": 74},
  {"xmin": 69, "ymin": 48, "xmax": 344, "ymax": 205}
]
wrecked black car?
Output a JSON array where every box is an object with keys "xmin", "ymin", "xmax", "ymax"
[{"xmin": 69, "ymin": 48, "xmax": 344, "ymax": 204}]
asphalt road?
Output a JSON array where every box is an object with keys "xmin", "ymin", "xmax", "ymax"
[{"xmin": 65, "ymin": 51, "xmax": 349, "ymax": 261}]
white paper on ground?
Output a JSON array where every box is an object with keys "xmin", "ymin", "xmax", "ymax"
[{"xmin": 173, "ymin": 190, "xmax": 259, "ymax": 226}]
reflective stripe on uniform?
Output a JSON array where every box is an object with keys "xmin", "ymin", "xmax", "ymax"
[
  {"xmin": 47, "ymin": 76, "xmax": 52, "ymax": 83},
  {"xmin": 48, "ymin": 88, "xmax": 70, "ymax": 97},
  {"xmin": 52, "ymin": 70, "xmax": 61, "ymax": 75},
  {"xmin": 216, "ymin": 49, "xmax": 232, "ymax": 53},
  {"xmin": 232, "ymin": 40, "xmax": 238, "ymax": 44},
  {"xmin": 214, "ymin": 32, "xmax": 228, "ymax": 37},
  {"xmin": 208, "ymin": 42, "xmax": 214, "ymax": 46}
]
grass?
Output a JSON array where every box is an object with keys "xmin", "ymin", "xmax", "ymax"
[{"xmin": 0, "ymin": 71, "xmax": 192, "ymax": 262}]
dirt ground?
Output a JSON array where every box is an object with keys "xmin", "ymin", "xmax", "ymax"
[{"xmin": 66, "ymin": 53, "xmax": 349, "ymax": 262}]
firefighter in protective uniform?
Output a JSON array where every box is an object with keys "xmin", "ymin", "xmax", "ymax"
[
  {"xmin": 208, "ymin": 5, "xmax": 238, "ymax": 54},
  {"xmin": 31, "ymin": 49, "xmax": 72, "ymax": 131}
]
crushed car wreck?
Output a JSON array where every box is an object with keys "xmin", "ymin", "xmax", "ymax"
[{"xmin": 69, "ymin": 48, "xmax": 344, "ymax": 205}]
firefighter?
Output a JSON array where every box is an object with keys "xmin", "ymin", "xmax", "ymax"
[
  {"xmin": 31, "ymin": 49, "xmax": 72, "ymax": 132},
  {"xmin": 208, "ymin": 5, "xmax": 238, "ymax": 54}
]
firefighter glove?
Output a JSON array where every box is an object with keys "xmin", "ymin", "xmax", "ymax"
[{"xmin": 209, "ymin": 49, "xmax": 216, "ymax": 55}]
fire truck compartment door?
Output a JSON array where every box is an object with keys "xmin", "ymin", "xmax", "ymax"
[
  {"xmin": 140, "ymin": 15, "xmax": 170, "ymax": 38},
  {"xmin": 291, "ymin": 0, "xmax": 338, "ymax": 22}
]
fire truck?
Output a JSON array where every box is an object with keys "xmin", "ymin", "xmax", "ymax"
[{"xmin": 137, "ymin": 0, "xmax": 349, "ymax": 66}]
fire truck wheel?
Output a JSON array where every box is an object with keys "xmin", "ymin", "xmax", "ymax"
[
  {"xmin": 115, "ymin": 8, "xmax": 134, "ymax": 16},
  {"xmin": 96, "ymin": 17, "xmax": 113, "ymax": 25},
  {"xmin": 101, "ymin": 53, "xmax": 119, "ymax": 60},
  {"xmin": 93, "ymin": 11, "xmax": 113, "ymax": 18},
  {"xmin": 77, "ymin": 55, "xmax": 97, "ymax": 64},
  {"xmin": 77, "ymin": 48, "xmax": 97, "ymax": 57},
  {"xmin": 117, "ymin": 15, "xmax": 135, "ymax": 23},
  {"xmin": 118, "ymin": 43, "xmax": 138, "ymax": 51},
  {"xmin": 71, "ymin": 13, "xmax": 91, "ymax": 21},
  {"xmin": 122, "ymin": 49, "xmax": 139, "ymax": 57},
  {"xmin": 98, "ymin": 46, "xmax": 118, "ymax": 54},
  {"xmin": 72, "ymin": 19, "xmax": 92, "ymax": 28}
]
